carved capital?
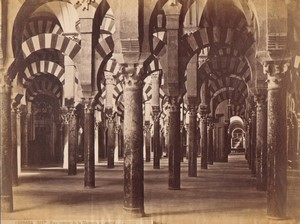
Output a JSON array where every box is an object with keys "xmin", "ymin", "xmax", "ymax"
[
  {"xmin": 152, "ymin": 106, "xmax": 161, "ymax": 122},
  {"xmin": 167, "ymin": 96, "xmax": 181, "ymax": 112},
  {"xmin": 199, "ymin": 104, "xmax": 208, "ymax": 114},
  {"xmin": 75, "ymin": 0, "xmax": 95, "ymax": 11},
  {"xmin": 106, "ymin": 113, "xmax": 114, "ymax": 123},
  {"xmin": 122, "ymin": 64, "xmax": 144, "ymax": 90},
  {"xmin": 114, "ymin": 125, "xmax": 120, "ymax": 134},
  {"xmin": 188, "ymin": 104, "xmax": 198, "ymax": 116},
  {"xmin": 264, "ymin": 61, "xmax": 290, "ymax": 90},
  {"xmin": 144, "ymin": 121, "xmax": 151, "ymax": 134},
  {"xmin": 151, "ymin": 72, "xmax": 160, "ymax": 80},
  {"xmin": 255, "ymin": 94, "xmax": 267, "ymax": 111},
  {"xmin": 84, "ymin": 101, "xmax": 94, "ymax": 114},
  {"xmin": 94, "ymin": 121, "xmax": 101, "ymax": 130},
  {"xmin": 60, "ymin": 106, "xmax": 76, "ymax": 124},
  {"xmin": 200, "ymin": 113, "xmax": 207, "ymax": 123},
  {"xmin": 105, "ymin": 73, "xmax": 115, "ymax": 85}
]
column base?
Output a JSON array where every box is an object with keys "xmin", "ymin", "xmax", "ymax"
[
  {"xmin": 1, "ymin": 195, "xmax": 13, "ymax": 213},
  {"xmin": 267, "ymin": 215, "xmax": 288, "ymax": 221},
  {"xmin": 123, "ymin": 207, "xmax": 145, "ymax": 218},
  {"xmin": 168, "ymin": 186, "xmax": 181, "ymax": 190},
  {"xmin": 68, "ymin": 172, "xmax": 77, "ymax": 176},
  {"xmin": 107, "ymin": 165, "xmax": 115, "ymax": 169},
  {"xmin": 188, "ymin": 174, "xmax": 197, "ymax": 177},
  {"xmin": 153, "ymin": 166, "xmax": 160, "ymax": 169},
  {"xmin": 256, "ymin": 185, "xmax": 267, "ymax": 191},
  {"xmin": 84, "ymin": 185, "xmax": 95, "ymax": 189}
]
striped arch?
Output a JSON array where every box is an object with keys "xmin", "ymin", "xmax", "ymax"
[
  {"xmin": 22, "ymin": 33, "xmax": 81, "ymax": 60},
  {"xmin": 143, "ymin": 82, "xmax": 152, "ymax": 103},
  {"xmin": 152, "ymin": 30, "xmax": 167, "ymax": 57},
  {"xmin": 23, "ymin": 60, "xmax": 65, "ymax": 85},
  {"xmin": 23, "ymin": 17, "xmax": 63, "ymax": 41},
  {"xmin": 197, "ymin": 56, "xmax": 251, "ymax": 84},
  {"xmin": 145, "ymin": 57, "xmax": 163, "ymax": 75},
  {"xmin": 95, "ymin": 7, "xmax": 116, "ymax": 86},
  {"xmin": 104, "ymin": 58, "xmax": 120, "ymax": 76},
  {"xmin": 94, "ymin": 83, "xmax": 106, "ymax": 111},
  {"xmin": 115, "ymin": 93, "xmax": 124, "ymax": 117},
  {"xmin": 113, "ymin": 81, "xmax": 123, "ymax": 102},
  {"xmin": 207, "ymin": 76, "xmax": 248, "ymax": 98},
  {"xmin": 210, "ymin": 88, "xmax": 247, "ymax": 116},
  {"xmin": 26, "ymin": 78, "xmax": 63, "ymax": 103},
  {"xmin": 181, "ymin": 26, "xmax": 254, "ymax": 59}
]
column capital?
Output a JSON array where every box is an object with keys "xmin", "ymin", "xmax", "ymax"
[
  {"xmin": 144, "ymin": 121, "xmax": 151, "ymax": 134},
  {"xmin": 199, "ymin": 104, "xmax": 208, "ymax": 115},
  {"xmin": 151, "ymin": 72, "xmax": 160, "ymax": 80},
  {"xmin": 83, "ymin": 100, "xmax": 94, "ymax": 114},
  {"xmin": 152, "ymin": 106, "xmax": 161, "ymax": 122},
  {"xmin": 104, "ymin": 72, "xmax": 115, "ymax": 85},
  {"xmin": 263, "ymin": 61, "xmax": 290, "ymax": 90},
  {"xmin": 121, "ymin": 63, "xmax": 144, "ymax": 90},
  {"xmin": 94, "ymin": 121, "xmax": 101, "ymax": 130},
  {"xmin": 106, "ymin": 113, "xmax": 114, "ymax": 123},
  {"xmin": 167, "ymin": 96, "xmax": 181, "ymax": 112},
  {"xmin": 188, "ymin": 104, "xmax": 198, "ymax": 116}
]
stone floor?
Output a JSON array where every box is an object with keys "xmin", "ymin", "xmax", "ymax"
[{"xmin": 2, "ymin": 153, "xmax": 300, "ymax": 224}]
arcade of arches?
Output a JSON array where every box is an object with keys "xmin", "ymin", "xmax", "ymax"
[{"xmin": 1, "ymin": 0, "xmax": 300, "ymax": 222}]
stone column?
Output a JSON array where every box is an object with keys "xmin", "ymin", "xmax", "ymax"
[
  {"xmin": 256, "ymin": 93, "xmax": 267, "ymax": 190},
  {"xmin": 188, "ymin": 104, "xmax": 198, "ymax": 177},
  {"xmin": 265, "ymin": 61, "xmax": 289, "ymax": 219},
  {"xmin": 16, "ymin": 107, "xmax": 22, "ymax": 176},
  {"xmin": 185, "ymin": 123, "xmax": 189, "ymax": 159},
  {"xmin": 21, "ymin": 110, "xmax": 29, "ymax": 167},
  {"xmin": 207, "ymin": 117, "xmax": 214, "ymax": 165},
  {"xmin": 11, "ymin": 105, "xmax": 18, "ymax": 186},
  {"xmin": 123, "ymin": 66, "xmax": 144, "ymax": 216},
  {"xmin": 106, "ymin": 114, "xmax": 115, "ymax": 168},
  {"xmin": 1, "ymin": 78, "xmax": 13, "ymax": 212},
  {"xmin": 180, "ymin": 121, "xmax": 186, "ymax": 162},
  {"xmin": 223, "ymin": 119, "xmax": 230, "ymax": 163},
  {"xmin": 83, "ymin": 101, "xmax": 95, "ymax": 188},
  {"xmin": 94, "ymin": 121, "xmax": 100, "ymax": 164},
  {"xmin": 114, "ymin": 125, "xmax": 120, "ymax": 162},
  {"xmin": 168, "ymin": 96, "xmax": 181, "ymax": 189},
  {"xmin": 200, "ymin": 106, "xmax": 208, "ymax": 169},
  {"xmin": 144, "ymin": 121, "xmax": 151, "ymax": 162},
  {"xmin": 68, "ymin": 106, "xmax": 77, "ymax": 175},
  {"xmin": 250, "ymin": 109, "xmax": 257, "ymax": 177},
  {"xmin": 151, "ymin": 72, "xmax": 161, "ymax": 168},
  {"xmin": 60, "ymin": 109, "xmax": 69, "ymax": 169},
  {"xmin": 152, "ymin": 107, "xmax": 160, "ymax": 168},
  {"xmin": 105, "ymin": 71, "xmax": 115, "ymax": 168}
]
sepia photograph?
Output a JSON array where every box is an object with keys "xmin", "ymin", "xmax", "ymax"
[{"xmin": 0, "ymin": 0, "xmax": 300, "ymax": 223}]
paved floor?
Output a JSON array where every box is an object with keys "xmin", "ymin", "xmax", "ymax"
[{"xmin": 2, "ymin": 154, "xmax": 300, "ymax": 224}]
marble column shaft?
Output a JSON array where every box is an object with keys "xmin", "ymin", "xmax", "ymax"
[
  {"xmin": 265, "ymin": 61, "xmax": 288, "ymax": 219},
  {"xmin": 188, "ymin": 105, "xmax": 198, "ymax": 176},
  {"xmin": 256, "ymin": 94, "xmax": 267, "ymax": 190},
  {"xmin": 11, "ymin": 106, "xmax": 18, "ymax": 186},
  {"xmin": 251, "ymin": 110, "xmax": 257, "ymax": 176},
  {"xmin": 200, "ymin": 109, "xmax": 208, "ymax": 169},
  {"xmin": 123, "ymin": 73, "xmax": 144, "ymax": 216},
  {"xmin": 168, "ymin": 96, "xmax": 181, "ymax": 189},
  {"xmin": 144, "ymin": 121, "xmax": 151, "ymax": 162},
  {"xmin": 107, "ymin": 115, "xmax": 115, "ymax": 168},
  {"xmin": 1, "ymin": 80, "xmax": 13, "ymax": 212},
  {"xmin": 68, "ymin": 107, "xmax": 77, "ymax": 175},
  {"xmin": 207, "ymin": 118, "xmax": 214, "ymax": 165},
  {"xmin": 152, "ymin": 107, "xmax": 160, "ymax": 169},
  {"xmin": 84, "ymin": 103, "xmax": 95, "ymax": 188}
]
